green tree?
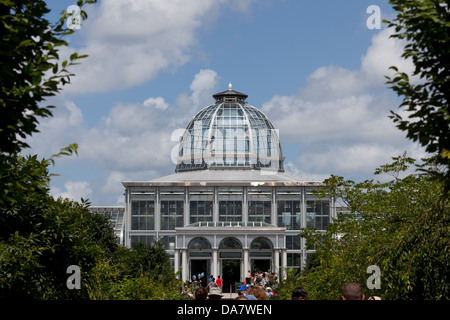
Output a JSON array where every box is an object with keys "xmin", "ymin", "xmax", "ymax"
[
  {"xmin": 299, "ymin": 154, "xmax": 450, "ymax": 300},
  {"xmin": 385, "ymin": 0, "xmax": 450, "ymax": 194},
  {"xmin": 0, "ymin": 1, "xmax": 183, "ymax": 300},
  {"xmin": 0, "ymin": 0, "xmax": 93, "ymax": 156},
  {"xmin": 0, "ymin": 0, "xmax": 110, "ymax": 299},
  {"xmin": 0, "ymin": 154, "xmax": 119, "ymax": 299},
  {"xmin": 104, "ymin": 242, "xmax": 182, "ymax": 300}
]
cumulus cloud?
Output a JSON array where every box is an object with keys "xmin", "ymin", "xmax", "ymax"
[
  {"xmin": 75, "ymin": 69, "xmax": 218, "ymax": 174},
  {"xmin": 61, "ymin": 0, "xmax": 249, "ymax": 95},
  {"xmin": 26, "ymin": 69, "xmax": 219, "ymax": 204},
  {"xmin": 51, "ymin": 181, "xmax": 92, "ymax": 202},
  {"xmin": 360, "ymin": 28, "xmax": 416, "ymax": 87},
  {"xmin": 24, "ymin": 99, "xmax": 86, "ymax": 160},
  {"xmin": 262, "ymin": 28, "xmax": 423, "ymax": 178},
  {"xmin": 189, "ymin": 69, "xmax": 220, "ymax": 108}
]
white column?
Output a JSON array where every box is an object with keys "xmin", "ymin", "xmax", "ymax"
[
  {"xmin": 301, "ymin": 187, "xmax": 306, "ymax": 229},
  {"xmin": 331, "ymin": 196, "xmax": 336, "ymax": 222},
  {"xmin": 212, "ymin": 248, "xmax": 219, "ymax": 279},
  {"xmin": 155, "ymin": 187, "xmax": 160, "ymax": 235},
  {"xmin": 271, "ymin": 187, "xmax": 277, "ymax": 226},
  {"xmin": 181, "ymin": 249, "xmax": 188, "ymax": 282},
  {"xmin": 243, "ymin": 248, "xmax": 249, "ymax": 279},
  {"xmin": 174, "ymin": 249, "xmax": 180, "ymax": 278},
  {"xmin": 243, "ymin": 187, "xmax": 248, "ymax": 223},
  {"xmin": 124, "ymin": 187, "xmax": 131, "ymax": 248},
  {"xmin": 213, "ymin": 187, "xmax": 219, "ymax": 222},
  {"xmin": 274, "ymin": 249, "xmax": 280, "ymax": 279},
  {"xmin": 184, "ymin": 186, "xmax": 189, "ymax": 226},
  {"xmin": 281, "ymin": 249, "xmax": 287, "ymax": 280}
]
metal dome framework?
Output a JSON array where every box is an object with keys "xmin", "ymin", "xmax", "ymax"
[{"xmin": 176, "ymin": 85, "xmax": 285, "ymax": 173}]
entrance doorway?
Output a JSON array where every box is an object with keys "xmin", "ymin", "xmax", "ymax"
[
  {"xmin": 252, "ymin": 259, "xmax": 271, "ymax": 273},
  {"xmin": 221, "ymin": 259, "xmax": 240, "ymax": 293},
  {"xmin": 191, "ymin": 259, "xmax": 208, "ymax": 281}
]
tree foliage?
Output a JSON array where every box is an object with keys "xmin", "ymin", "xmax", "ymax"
[
  {"xmin": 0, "ymin": 153, "xmax": 119, "ymax": 299},
  {"xmin": 0, "ymin": 0, "xmax": 93, "ymax": 156},
  {"xmin": 0, "ymin": 0, "xmax": 181, "ymax": 300},
  {"xmin": 297, "ymin": 154, "xmax": 450, "ymax": 300},
  {"xmin": 385, "ymin": 0, "xmax": 450, "ymax": 194}
]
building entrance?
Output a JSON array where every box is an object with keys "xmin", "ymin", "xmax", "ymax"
[
  {"xmin": 251, "ymin": 259, "xmax": 271, "ymax": 273},
  {"xmin": 191, "ymin": 259, "xmax": 209, "ymax": 282},
  {"xmin": 221, "ymin": 259, "xmax": 240, "ymax": 293}
]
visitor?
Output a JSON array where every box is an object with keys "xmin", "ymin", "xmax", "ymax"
[
  {"xmin": 208, "ymin": 275, "xmax": 213, "ymax": 286},
  {"xmin": 216, "ymin": 275, "xmax": 223, "ymax": 292},
  {"xmin": 207, "ymin": 275, "xmax": 215, "ymax": 290},
  {"xmin": 239, "ymin": 282, "xmax": 246, "ymax": 294},
  {"xmin": 245, "ymin": 270, "xmax": 251, "ymax": 286},
  {"xmin": 266, "ymin": 287, "xmax": 276, "ymax": 299},
  {"xmin": 292, "ymin": 287, "xmax": 307, "ymax": 300},
  {"xmin": 200, "ymin": 273, "xmax": 207, "ymax": 288},
  {"xmin": 194, "ymin": 287, "xmax": 208, "ymax": 300},
  {"xmin": 247, "ymin": 285, "xmax": 268, "ymax": 300},
  {"xmin": 208, "ymin": 287, "xmax": 223, "ymax": 300},
  {"xmin": 341, "ymin": 282, "xmax": 365, "ymax": 300}
]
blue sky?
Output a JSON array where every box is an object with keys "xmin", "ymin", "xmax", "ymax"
[{"xmin": 26, "ymin": 0, "xmax": 424, "ymax": 205}]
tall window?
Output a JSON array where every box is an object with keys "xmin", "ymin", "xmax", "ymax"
[
  {"xmin": 219, "ymin": 200, "xmax": 242, "ymax": 222},
  {"xmin": 248, "ymin": 201, "xmax": 271, "ymax": 224},
  {"xmin": 160, "ymin": 200, "xmax": 184, "ymax": 230},
  {"xmin": 277, "ymin": 200, "xmax": 301, "ymax": 230},
  {"xmin": 130, "ymin": 235, "xmax": 155, "ymax": 248},
  {"xmin": 287, "ymin": 253, "xmax": 301, "ymax": 269},
  {"xmin": 306, "ymin": 200, "xmax": 330, "ymax": 230},
  {"xmin": 190, "ymin": 200, "xmax": 213, "ymax": 224},
  {"xmin": 286, "ymin": 235, "xmax": 301, "ymax": 250},
  {"xmin": 131, "ymin": 200, "xmax": 155, "ymax": 230}
]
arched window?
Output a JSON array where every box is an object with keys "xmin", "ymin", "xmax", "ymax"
[
  {"xmin": 250, "ymin": 237, "xmax": 273, "ymax": 250},
  {"xmin": 219, "ymin": 237, "xmax": 242, "ymax": 249},
  {"xmin": 188, "ymin": 237, "xmax": 211, "ymax": 250}
]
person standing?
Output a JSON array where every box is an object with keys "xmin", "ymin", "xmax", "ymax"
[{"xmin": 216, "ymin": 275, "xmax": 223, "ymax": 292}]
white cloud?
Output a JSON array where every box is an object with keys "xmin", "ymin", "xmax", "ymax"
[
  {"xmin": 189, "ymin": 69, "xmax": 220, "ymax": 108},
  {"xmin": 51, "ymin": 181, "xmax": 92, "ymax": 202},
  {"xmin": 75, "ymin": 69, "xmax": 219, "ymax": 173},
  {"xmin": 62, "ymin": 0, "xmax": 244, "ymax": 94},
  {"xmin": 360, "ymin": 28, "xmax": 416, "ymax": 87},
  {"xmin": 24, "ymin": 99, "xmax": 86, "ymax": 160},
  {"xmin": 26, "ymin": 69, "xmax": 220, "ymax": 204},
  {"xmin": 262, "ymin": 28, "xmax": 424, "ymax": 179},
  {"xmin": 284, "ymin": 162, "xmax": 328, "ymax": 182},
  {"xmin": 143, "ymin": 97, "xmax": 169, "ymax": 110}
]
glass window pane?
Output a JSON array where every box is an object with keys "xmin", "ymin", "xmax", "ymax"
[
  {"xmin": 248, "ymin": 201, "xmax": 271, "ymax": 224},
  {"xmin": 219, "ymin": 201, "xmax": 242, "ymax": 222},
  {"xmin": 131, "ymin": 201, "xmax": 155, "ymax": 230},
  {"xmin": 161, "ymin": 200, "xmax": 184, "ymax": 230},
  {"xmin": 277, "ymin": 200, "xmax": 301, "ymax": 230}
]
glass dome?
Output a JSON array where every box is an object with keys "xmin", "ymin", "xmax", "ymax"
[{"xmin": 175, "ymin": 84, "xmax": 285, "ymax": 173}]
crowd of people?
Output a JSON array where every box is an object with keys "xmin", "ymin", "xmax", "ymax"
[
  {"xmin": 180, "ymin": 272, "xmax": 224, "ymax": 300},
  {"xmin": 180, "ymin": 271, "xmax": 381, "ymax": 300},
  {"xmin": 180, "ymin": 270, "xmax": 279, "ymax": 300}
]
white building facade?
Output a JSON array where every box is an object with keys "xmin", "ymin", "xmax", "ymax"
[{"xmin": 117, "ymin": 86, "xmax": 334, "ymax": 288}]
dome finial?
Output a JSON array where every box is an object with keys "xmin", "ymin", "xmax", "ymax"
[{"xmin": 228, "ymin": 82, "xmax": 232, "ymax": 90}]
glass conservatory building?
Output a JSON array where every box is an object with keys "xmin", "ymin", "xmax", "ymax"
[{"xmin": 117, "ymin": 85, "xmax": 335, "ymax": 285}]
